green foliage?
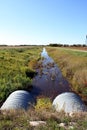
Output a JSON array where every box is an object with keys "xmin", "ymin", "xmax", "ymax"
[
  {"xmin": 48, "ymin": 43, "xmax": 87, "ymax": 47},
  {"xmin": 35, "ymin": 98, "xmax": 52, "ymax": 110},
  {"xmin": 49, "ymin": 43, "xmax": 63, "ymax": 47},
  {"xmin": 0, "ymin": 46, "xmax": 42, "ymax": 103}
]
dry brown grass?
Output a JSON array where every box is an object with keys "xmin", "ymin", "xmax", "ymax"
[
  {"xmin": 46, "ymin": 47, "xmax": 87, "ymax": 104},
  {"xmin": 0, "ymin": 108, "xmax": 87, "ymax": 130}
]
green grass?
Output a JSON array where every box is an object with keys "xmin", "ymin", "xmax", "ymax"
[
  {"xmin": 63, "ymin": 48, "xmax": 87, "ymax": 57},
  {"xmin": 0, "ymin": 46, "xmax": 42, "ymax": 104}
]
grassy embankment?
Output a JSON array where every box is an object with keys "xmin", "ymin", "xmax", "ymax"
[
  {"xmin": 46, "ymin": 47, "xmax": 87, "ymax": 104},
  {"xmin": 0, "ymin": 46, "xmax": 42, "ymax": 105}
]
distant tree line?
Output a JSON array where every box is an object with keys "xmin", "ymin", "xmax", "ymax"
[
  {"xmin": 48, "ymin": 43, "xmax": 87, "ymax": 47},
  {"xmin": 0, "ymin": 45, "xmax": 8, "ymax": 47},
  {"xmin": 0, "ymin": 44, "xmax": 87, "ymax": 47}
]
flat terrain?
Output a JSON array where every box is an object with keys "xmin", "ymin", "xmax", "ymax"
[
  {"xmin": 0, "ymin": 46, "xmax": 87, "ymax": 130},
  {"xmin": 67, "ymin": 46, "xmax": 87, "ymax": 51},
  {"xmin": 60, "ymin": 47, "xmax": 87, "ymax": 52}
]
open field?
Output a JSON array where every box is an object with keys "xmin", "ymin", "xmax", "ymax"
[
  {"xmin": 0, "ymin": 46, "xmax": 87, "ymax": 129},
  {"xmin": 56, "ymin": 47, "xmax": 87, "ymax": 53},
  {"xmin": 66, "ymin": 46, "xmax": 87, "ymax": 51}
]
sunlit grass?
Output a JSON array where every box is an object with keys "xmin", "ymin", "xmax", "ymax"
[
  {"xmin": 0, "ymin": 46, "xmax": 42, "ymax": 104},
  {"xmin": 46, "ymin": 47, "xmax": 87, "ymax": 103},
  {"xmin": 0, "ymin": 46, "xmax": 87, "ymax": 129},
  {"xmin": 35, "ymin": 98, "xmax": 52, "ymax": 110}
]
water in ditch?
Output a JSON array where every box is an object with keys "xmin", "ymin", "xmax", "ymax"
[{"xmin": 31, "ymin": 48, "xmax": 71, "ymax": 100}]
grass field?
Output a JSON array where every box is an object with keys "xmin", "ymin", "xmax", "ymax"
[
  {"xmin": 46, "ymin": 47, "xmax": 87, "ymax": 104},
  {"xmin": 0, "ymin": 46, "xmax": 42, "ymax": 105},
  {"xmin": 0, "ymin": 46, "xmax": 87, "ymax": 130}
]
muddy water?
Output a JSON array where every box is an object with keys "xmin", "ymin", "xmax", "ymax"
[{"xmin": 31, "ymin": 48, "xmax": 71, "ymax": 100}]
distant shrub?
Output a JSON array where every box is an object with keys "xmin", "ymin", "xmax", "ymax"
[
  {"xmin": 63, "ymin": 44, "xmax": 69, "ymax": 47},
  {"xmin": 48, "ymin": 43, "xmax": 63, "ymax": 47},
  {"xmin": 15, "ymin": 48, "xmax": 26, "ymax": 53},
  {"xmin": 48, "ymin": 43, "xmax": 87, "ymax": 47}
]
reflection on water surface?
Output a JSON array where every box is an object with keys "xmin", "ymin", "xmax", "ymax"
[{"xmin": 31, "ymin": 48, "xmax": 71, "ymax": 100}]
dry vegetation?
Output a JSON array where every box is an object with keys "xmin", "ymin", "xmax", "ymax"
[
  {"xmin": 0, "ymin": 46, "xmax": 87, "ymax": 129},
  {"xmin": 46, "ymin": 47, "xmax": 87, "ymax": 105},
  {"xmin": 0, "ymin": 104, "xmax": 87, "ymax": 130}
]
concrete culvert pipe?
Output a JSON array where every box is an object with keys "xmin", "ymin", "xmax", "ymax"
[
  {"xmin": 1, "ymin": 90, "xmax": 35, "ymax": 110},
  {"xmin": 52, "ymin": 92, "xmax": 86, "ymax": 113}
]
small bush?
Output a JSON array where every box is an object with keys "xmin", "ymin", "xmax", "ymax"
[{"xmin": 35, "ymin": 98, "xmax": 52, "ymax": 110}]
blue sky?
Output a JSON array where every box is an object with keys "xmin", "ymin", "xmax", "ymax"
[{"xmin": 0, "ymin": 0, "xmax": 87, "ymax": 45}]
